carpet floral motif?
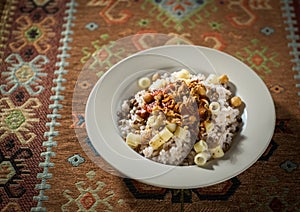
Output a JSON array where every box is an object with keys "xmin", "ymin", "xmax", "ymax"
[
  {"xmin": 81, "ymin": 41, "xmax": 126, "ymax": 73},
  {"xmin": 141, "ymin": 0, "xmax": 218, "ymax": 31},
  {"xmin": 235, "ymin": 39, "xmax": 280, "ymax": 75},
  {"xmin": 62, "ymin": 170, "xmax": 123, "ymax": 211},
  {"xmin": 1, "ymin": 53, "xmax": 48, "ymax": 95},
  {"xmin": 9, "ymin": 15, "xmax": 56, "ymax": 54},
  {"xmin": 0, "ymin": 97, "xmax": 41, "ymax": 144}
]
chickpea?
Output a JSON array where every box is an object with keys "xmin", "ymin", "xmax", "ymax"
[
  {"xmin": 218, "ymin": 74, "xmax": 229, "ymax": 84},
  {"xmin": 143, "ymin": 93, "xmax": 154, "ymax": 103},
  {"xmin": 152, "ymin": 73, "xmax": 161, "ymax": 81},
  {"xmin": 197, "ymin": 85, "xmax": 206, "ymax": 96},
  {"xmin": 230, "ymin": 96, "xmax": 242, "ymax": 107}
]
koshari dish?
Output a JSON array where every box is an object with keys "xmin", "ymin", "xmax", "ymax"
[{"xmin": 117, "ymin": 69, "xmax": 243, "ymax": 166}]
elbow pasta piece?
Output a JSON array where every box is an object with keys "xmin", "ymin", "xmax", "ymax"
[
  {"xmin": 209, "ymin": 145, "xmax": 224, "ymax": 158},
  {"xmin": 166, "ymin": 122, "xmax": 177, "ymax": 132},
  {"xmin": 149, "ymin": 134, "xmax": 165, "ymax": 150},
  {"xmin": 150, "ymin": 126, "xmax": 175, "ymax": 150},
  {"xmin": 204, "ymin": 121, "xmax": 214, "ymax": 132},
  {"xmin": 174, "ymin": 127, "xmax": 188, "ymax": 139},
  {"xmin": 209, "ymin": 102, "xmax": 220, "ymax": 114},
  {"xmin": 194, "ymin": 152, "xmax": 211, "ymax": 166},
  {"xmin": 159, "ymin": 127, "xmax": 173, "ymax": 142},
  {"xmin": 193, "ymin": 140, "xmax": 208, "ymax": 153},
  {"xmin": 138, "ymin": 77, "xmax": 151, "ymax": 89},
  {"xmin": 126, "ymin": 133, "xmax": 142, "ymax": 148}
]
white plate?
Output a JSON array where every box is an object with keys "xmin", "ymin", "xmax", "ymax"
[{"xmin": 85, "ymin": 45, "xmax": 275, "ymax": 189}]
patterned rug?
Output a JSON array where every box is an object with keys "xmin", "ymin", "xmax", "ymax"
[{"xmin": 0, "ymin": 0, "xmax": 299, "ymax": 211}]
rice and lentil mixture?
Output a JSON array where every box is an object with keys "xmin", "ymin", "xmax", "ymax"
[{"xmin": 117, "ymin": 69, "xmax": 243, "ymax": 166}]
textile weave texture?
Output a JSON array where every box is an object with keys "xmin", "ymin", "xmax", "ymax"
[{"xmin": 0, "ymin": 0, "xmax": 299, "ymax": 211}]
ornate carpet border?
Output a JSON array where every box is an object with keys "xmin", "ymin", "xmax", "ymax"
[
  {"xmin": 281, "ymin": 0, "xmax": 300, "ymax": 104},
  {"xmin": 31, "ymin": 0, "xmax": 77, "ymax": 211}
]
